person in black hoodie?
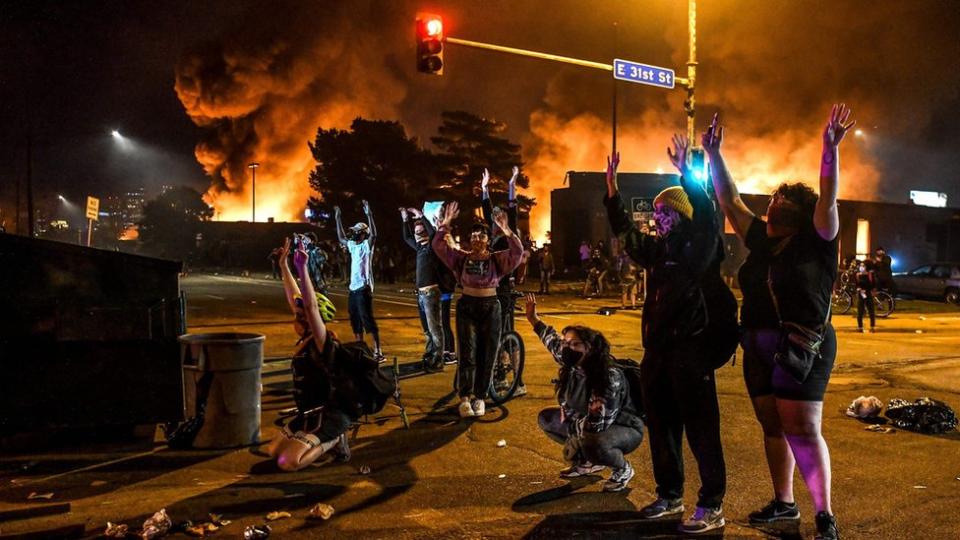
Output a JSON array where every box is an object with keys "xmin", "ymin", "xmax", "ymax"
[
  {"xmin": 604, "ymin": 139, "xmax": 737, "ymax": 534},
  {"xmin": 525, "ymin": 293, "xmax": 644, "ymax": 492},
  {"xmin": 704, "ymin": 105, "xmax": 853, "ymax": 540}
]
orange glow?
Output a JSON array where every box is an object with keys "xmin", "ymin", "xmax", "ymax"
[
  {"xmin": 425, "ymin": 18, "xmax": 443, "ymax": 37},
  {"xmin": 119, "ymin": 225, "xmax": 139, "ymax": 241}
]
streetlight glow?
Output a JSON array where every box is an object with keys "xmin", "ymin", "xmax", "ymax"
[
  {"xmin": 854, "ymin": 128, "xmax": 864, "ymax": 137},
  {"xmin": 111, "ymin": 130, "xmax": 121, "ymax": 138}
]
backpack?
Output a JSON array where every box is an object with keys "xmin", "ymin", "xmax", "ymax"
[
  {"xmin": 613, "ymin": 357, "xmax": 645, "ymax": 422},
  {"xmin": 335, "ymin": 341, "xmax": 397, "ymax": 416}
]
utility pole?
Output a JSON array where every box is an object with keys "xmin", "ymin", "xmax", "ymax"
[
  {"xmin": 248, "ymin": 162, "xmax": 260, "ymax": 223},
  {"xmin": 686, "ymin": 0, "xmax": 698, "ymax": 146},
  {"xmin": 27, "ymin": 134, "xmax": 34, "ymax": 237}
]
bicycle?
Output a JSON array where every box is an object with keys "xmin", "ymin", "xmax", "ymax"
[
  {"xmin": 831, "ymin": 286, "xmax": 895, "ymax": 318},
  {"xmin": 450, "ymin": 289, "xmax": 526, "ymax": 405}
]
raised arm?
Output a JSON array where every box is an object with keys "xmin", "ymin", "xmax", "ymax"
[
  {"xmin": 294, "ymin": 244, "xmax": 328, "ymax": 350},
  {"xmin": 603, "ymin": 152, "xmax": 655, "ymax": 268},
  {"xmin": 491, "ymin": 208, "xmax": 524, "ymax": 273},
  {"xmin": 279, "ymin": 238, "xmax": 301, "ymax": 315},
  {"xmin": 507, "ymin": 165, "xmax": 519, "ymax": 231},
  {"xmin": 525, "ymin": 293, "xmax": 564, "ymax": 365},
  {"xmin": 362, "ymin": 199, "xmax": 377, "ymax": 243},
  {"xmin": 701, "ymin": 114, "xmax": 754, "ymax": 240},
  {"xmin": 333, "ymin": 206, "xmax": 347, "ymax": 245},
  {"xmin": 480, "ymin": 168, "xmax": 494, "ymax": 229},
  {"xmin": 431, "ymin": 201, "xmax": 468, "ymax": 275},
  {"xmin": 816, "ymin": 103, "xmax": 855, "ymax": 241},
  {"xmin": 400, "ymin": 207, "xmax": 418, "ymax": 250}
]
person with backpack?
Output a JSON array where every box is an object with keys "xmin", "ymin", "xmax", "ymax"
[
  {"xmin": 433, "ymin": 201, "xmax": 523, "ymax": 418},
  {"xmin": 703, "ymin": 106, "xmax": 853, "ymax": 540},
  {"xmin": 268, "ymin": 237, "xmax": 352, "ymax": 471},
  {"xmin": 524, "ymin": 293, "xmax": 644, "ymax": 492},
  {"xmin": 604, "ymin": 139, "xmax": 737, "ymax": 534}
]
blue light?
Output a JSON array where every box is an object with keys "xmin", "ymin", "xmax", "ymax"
[
  {"xmin": 890, "ymin": 255, "xmax": 899, "ymax": 270},
  {"xmin": 693, "ymin": 169, "xmax": 704, "ymax": 181}
]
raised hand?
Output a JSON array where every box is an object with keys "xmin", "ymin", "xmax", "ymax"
[
  {"xmin": 510, "ymin": 165, "xmax": 519, "ymax": 184},
  {"xmin": 481, "ymin": 168, "xmax": 490, "ymax": 191},
  {"xmin": 281, "ymin": 237, "xmax": 292, "ymax": 260},
  {"xmin": 492, "ymin": 206, "xmax": 511, "ymax": 234},
  {"xmin": 293, "ymin": 244, "xmax": 309, "ymax": 269},
  {"xmin": 605, "ymin": 152, "xmax": 620, "ymax": 196},
  {"xmin": 440, "ymin": 201, "xmax": 460, "ymax": 227},
  {"xmin": 824, "ymin": 103, "xmax": 856, "ymax": 147},
  {"xmin": 667, "ymin": 133, "xmax": 691, "ymax": 175},
  {"xmin": 334, "ymin": 206, "xmax": 341, "ymax": 217},
  {"xmin": 701, "ymin": 113, "xmax": 723, "ymax": 155},
  {"xmin": 362, "ymin": 200, "xmax": 371, "ymax": 214},
  {"xmin": 524, "ymin": 292, "xmax": 539, "ymax": 324},
  {"xmin": 408, "ymin": 207, "xmax": 423, "ymax": 219},
  {"xmin": 399, "ymin": 207, "xmax": 408, "ymax": 220}
]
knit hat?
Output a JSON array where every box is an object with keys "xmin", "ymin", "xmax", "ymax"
[{"xmin": 653, "ymin": 186, "xmax": 693, "ymax": 221}]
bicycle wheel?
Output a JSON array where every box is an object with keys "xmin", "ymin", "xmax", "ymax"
[
  {"xmin": 488, "ymin": 331, "xmax": 525, "ymax": 405},
  {"xmin": 874, "ymin": 291, "xmax": 895, "ymax": 318},
  {"xmin": 832, "ymin": 291, "xmax": 852, "ymax": 314}
]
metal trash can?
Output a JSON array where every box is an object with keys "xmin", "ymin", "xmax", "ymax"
[{"xmin": 178, "ymin": 332, "xmax": 265, "ymax": 448}]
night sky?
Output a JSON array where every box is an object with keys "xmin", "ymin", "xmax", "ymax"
[{"xmin": 3, "ymin": 0, "xmax": 959, "ymax": 236}]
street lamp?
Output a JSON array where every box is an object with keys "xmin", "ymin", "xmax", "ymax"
[{"xmin": 248, "ymin": 162, "xmax": 260, "ymax": 222}]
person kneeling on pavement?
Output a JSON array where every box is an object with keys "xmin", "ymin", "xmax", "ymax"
[
  {"xmin": 525, "ymin": 293, "xmax": 644, "ymax": 492},
  {"xmin": 268, "ymin": 237, "xmax": 354, "ymax": 471}
]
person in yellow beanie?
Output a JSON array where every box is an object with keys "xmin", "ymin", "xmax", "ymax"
[{"xmin": 603, "ymin": 136, "xmax": 738, "ymax": 535}]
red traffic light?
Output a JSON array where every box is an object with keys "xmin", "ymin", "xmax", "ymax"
[
  {"xmin": 416, "ymin": 13, "xmax": 444, "ymax": 75},
  {"xmin": 424, "ymin": 18, "xmax": 442, "ymax": 37}
]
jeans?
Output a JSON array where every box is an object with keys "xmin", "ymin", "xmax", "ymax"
[
  {"xmin": 857, "ymin": 291, "xmax": 876, "ymax": 329},
  {"xmin": 539, "ymin": 270, "xmax": 551, "ymax": 294},
  {"xmin": 642, "ymin": 339, "xmax": 726, "ymax": 509},
  {"xmin": 347, "ymin": 286, "xmax": 378, "ymax": 336},
  {"xmin": 417, "ymin": 287, "xmax": 443, "ymax": 365},
  {"xmin": 456, "ymin": 296, "xmax": 501, "ymax": 399},
  {"xmin": 538, "ymin": 407, "xmax": 643, "ymax": 469},
  {"xmin": 441, "ymin": 293, "xmax": 455, "ymax": 355}
]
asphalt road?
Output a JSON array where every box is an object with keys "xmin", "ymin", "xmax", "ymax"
[{"xmin": 2, "ymin": 273, "xmax": 959, "ymax": 539}]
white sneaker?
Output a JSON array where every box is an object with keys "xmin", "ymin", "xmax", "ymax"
[
  {"xmin": 458, "ymin": 401, "xmax": 475, "ymax": 418},
  {"xmin": 471, "ymin": 398, "xmax": 486, "ymax": 417}
]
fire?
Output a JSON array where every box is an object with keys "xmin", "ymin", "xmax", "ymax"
[{"xmin": 522, "ymin": 110, "xmax": 879, "ymax": 243}]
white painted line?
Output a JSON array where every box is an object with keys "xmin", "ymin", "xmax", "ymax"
[{"xmin": 205, "ymin": 294, "xmax": 225, "ymax": 300}]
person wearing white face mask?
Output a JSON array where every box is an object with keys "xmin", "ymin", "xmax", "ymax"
[{"xmin": 603, "ymin": 141, "xmax": 737, "ymax": 534}]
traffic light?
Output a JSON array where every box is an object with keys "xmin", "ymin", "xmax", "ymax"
[
  {"xmin": 690, "ymin": 148, "xmax": 707, "ymax": 182},
  {"xmin": 416, "ymin": 14, "xmax": 444, "ymax": 75}
]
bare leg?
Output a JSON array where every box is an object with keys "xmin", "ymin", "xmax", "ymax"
[
  {"xmin": 751, "ymin": 395, "xmax": 795, "ymax": 503},
  {"xmin": 777, "ymin": 399, "xmax": 831, "ymax": 514}
]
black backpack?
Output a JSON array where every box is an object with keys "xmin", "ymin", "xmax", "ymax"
[
  {"xmin": 335, "ymin": 341, "xmax": 397, "ymax": 416},
  {"xmin": 613, "ymin": 357, "xmax": 645, "ymax": 422}
]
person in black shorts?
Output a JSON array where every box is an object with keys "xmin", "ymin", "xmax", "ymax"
[{"xmin": 703, "ymin": 105, "xmax": 855, "ymax": 540}]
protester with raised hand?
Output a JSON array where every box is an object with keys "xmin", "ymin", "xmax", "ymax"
[
  {"xmin": 604, "ymin": 142, "xmax": 735, "ymax": 534},
  {"xmin": 335, "ymin": 200, "xmax": 385, "ymax": 362},
  {"xmin": 432, "ymin": 201, "xmax": 523, "ymax": 418},
  {"xmin": 525, "ymin": 293, "xmax": 644, "ymax": 492},
  {"xmin": 401, "ymin": 206, "xmax": 446, "ymax": 372},
  {"xmin": 703, "ymin": 105, "xmax": 853, "ymax": 540}
]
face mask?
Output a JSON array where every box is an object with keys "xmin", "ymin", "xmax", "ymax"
[
  {"xmin": 767, "ymin": 205, "xmax": 803, "ymax": 229},
  {"xmin": 561, "ymin": 348, "xmax": 583, "ymax": 367}
]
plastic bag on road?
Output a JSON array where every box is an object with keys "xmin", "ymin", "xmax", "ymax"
[
  {"xmin": 846, "ymin": 395, "xmax": 883, "ymax": 419},
  {"xmin": 141, "ymin": 508, "xmax": 172, "ymax": 539},
  {"xmin": 244, "ymin": 524, "xmax": 271, "ymax": 539},
  {"xmin": 886, "ymin": 397, "xmax": 958, "ymax": 434}
]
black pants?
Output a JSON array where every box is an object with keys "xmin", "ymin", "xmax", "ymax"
[
  {"xmin": 857, "ymin": 291, "xmax": 875, "ymax": 329},
  {"xmin": 347, "ymin": 286, "xmax": 378, "ymax": 336},
  {"xmin": 641, "ymin": 339, "xmax": 726, "ymax": 509},
  {"xmin": 538, "ymin": 407, "xmax": 642, "ymax": 469},
  {"xmin": 456, "ymin": 296, "xmax": 501, "ymax": 399},
  {"xmin": 539, "ymin": 270, "xmax": 551, "ymax": 294}
]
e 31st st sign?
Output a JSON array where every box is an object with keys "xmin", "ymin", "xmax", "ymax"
[{"xmin": 613, "ymin": 58, "xmax": 675, "ymax": 89}]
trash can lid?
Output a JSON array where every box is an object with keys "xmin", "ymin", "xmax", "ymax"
[{"xmin": 178, "ymin": 332, "xmax": 266, "ymax": 345}]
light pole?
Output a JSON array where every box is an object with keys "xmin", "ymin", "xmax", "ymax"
[{"xmin": 248, "ymin": 162, "xmax": 260, "ymax": 222}]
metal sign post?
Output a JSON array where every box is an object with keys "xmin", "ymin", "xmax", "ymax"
[{"xmin": 85, "ymin": 196, "xmax": 99, "ymax": 247}]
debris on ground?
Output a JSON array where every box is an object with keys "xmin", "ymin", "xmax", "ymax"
[
  {"xmin": 265, "ymin": 511, "xmax": 291, "ymax": 521},
  {"xmin": 104, "ymin": 522, "xmax": 129, "ymax": 538},
  {"xmin": 243, "ymin": 524, "xmax": 272, "ymax": 539},
  {"xmin": 913, "ymin": 485, "xmax": 927, "ymax": 489},
  {"xmin": 886, "ymin": 397, "xmax": 958, "ymax": 434},
  {"xmin": 865, "ymin": 424, "xmax": 895, "ymax": 434},
  {"xmin": 140, "ymin": 508, "xmax": 172, "ymax": 539},
  {"xmin": 497, "ymin": 439, "xmax": 507, "ymax": 448},
  {"xmin": 209, "ymin": 513, "xmax": 231, "ymax": 526},
  {"xmin": 185, "ymin": 522, "xmax": 220, "ymax": 537},
  {"xmin": 27, "ymin": 491, "xmax": 54, "ymax": 500},
  {"xmin": 846, "ymin": 396, "xmax": 884, "ymax": 419},
  {"xmin": 90, "ymin": 480, "xmax": 108, "ymax": 487},
  {"xmin": 358, "ymin": 465, "xmax": 371, "ymax": 475},
  {"xmin": 498, "ymin": 474, "xmax": 506, "ymax": 479},
  {"xmin": 308, "ymin": 503, "xmax": 335, "ymax": 520}
]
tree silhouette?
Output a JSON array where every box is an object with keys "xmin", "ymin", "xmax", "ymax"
[{"xmin": 138, "ymin": 186, "xmax": 213, "ymax": 258}]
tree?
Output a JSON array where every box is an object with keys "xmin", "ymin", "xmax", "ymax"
[
  {"xmin": 430, "ymin": 110, "xmax": 534, "ymax": 234},
  {"xmin": 307, "ymin": 118, "xmax": 434, "ymax": 244},
  {"xmin": 138, "ymin": 186, "xmax": 213, "ymax": 259}
]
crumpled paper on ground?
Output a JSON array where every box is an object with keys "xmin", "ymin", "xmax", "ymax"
[
  {"xmin": 104, "ymin": 522, "xmax": 129, "ymax": 538},
  {"xmin": 846, "ymin": 395, "xmax": 884, "ymax": 418},
  {"xmin": 141, "ymin": 508, "xmax": 172, "ymax": 539},
  {"xmin": 243, "ymin": 524, "xmax": 271, "ymax": 539}
]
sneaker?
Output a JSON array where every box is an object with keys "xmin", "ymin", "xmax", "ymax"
[
  {"xmin": 639, "ymin": 497, "xmax": 685, "ymax": 519},
  {"xmin": 458, "ymin": 400, "xmax": 475, "ymax": 418},
  {"xmin": 857, "ymin": 327, "xmax": 864, "ymax": 333},
  {"xmin": 512, "ymin": 384, "xmax": 528, "ymax": 397},
  {"xmin": 443, "ymin": 352, "xmax": 458, "ymax": 365},
  {"xmin": 814, "ymin": 511, "xmax": 840, "ymax": 540},
  {"xmin": 559, "ymin": 462, "xmax": 605, "ymax": 479},
  {"xmin": 471, "ymin": 398, "xmax": 486, "ymax": 417},
  {"xmin": 678, "ymin": 506, "xmax": 725, "ymax": 534},
  {"xmin": 374, "ymin": 351, "xmax": 387, "ymax": 364},
  {"xmin": 602, "ymin": 461, "xmax": 635, "ymax": 492},
  {"xmin": 330, "ymin": 432, "xmax": 351, "ymax": 462},
  {"xmin": 422, "ymin": 358, "xmax": 444, "ymax": 373},
  {"xmin": 748, "ymin": 499, "xmax": 800, "ymax": 524}
]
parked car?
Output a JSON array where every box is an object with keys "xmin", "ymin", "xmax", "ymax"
[{"xmin": 893, "ymin": 262, "xmax": 960, "ymax": 304}]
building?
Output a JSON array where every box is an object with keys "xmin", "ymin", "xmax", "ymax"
[{"xmin": 550, "ymin": 171, "xmax": 960, "ymax": 279}]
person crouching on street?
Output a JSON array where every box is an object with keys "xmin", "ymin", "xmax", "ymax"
[
  {"xmin": 268, "ymin": 237, "xmax": 351, "ymax": 471},
  {"xmin": 525, "ymin": 293, "xmax": 644, "ymax": 492},
  {"xmin": 432, "ymin": 201, "xmax": 523, "ymax": 418}
]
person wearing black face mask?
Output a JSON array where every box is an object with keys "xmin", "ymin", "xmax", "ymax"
[{"xmin": 525, "ymin": 293, "xmax": 644, "ymax": 492}]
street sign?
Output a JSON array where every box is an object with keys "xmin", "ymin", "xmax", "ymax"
[
  {"xmin": 631, "ymin": 197, "xmax": 655, "ymax": 225},
  {"xmin": 613, "ymin": 58, "xmax": 675, "ymax": 89},
  {"xmin": 86, "ymin": 196, "xmax": 100, "ymax": 221}
]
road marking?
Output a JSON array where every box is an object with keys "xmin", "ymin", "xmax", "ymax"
[{"xmin": 205, "ymin": 294, "xmax": 225, "ymax": 300}]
